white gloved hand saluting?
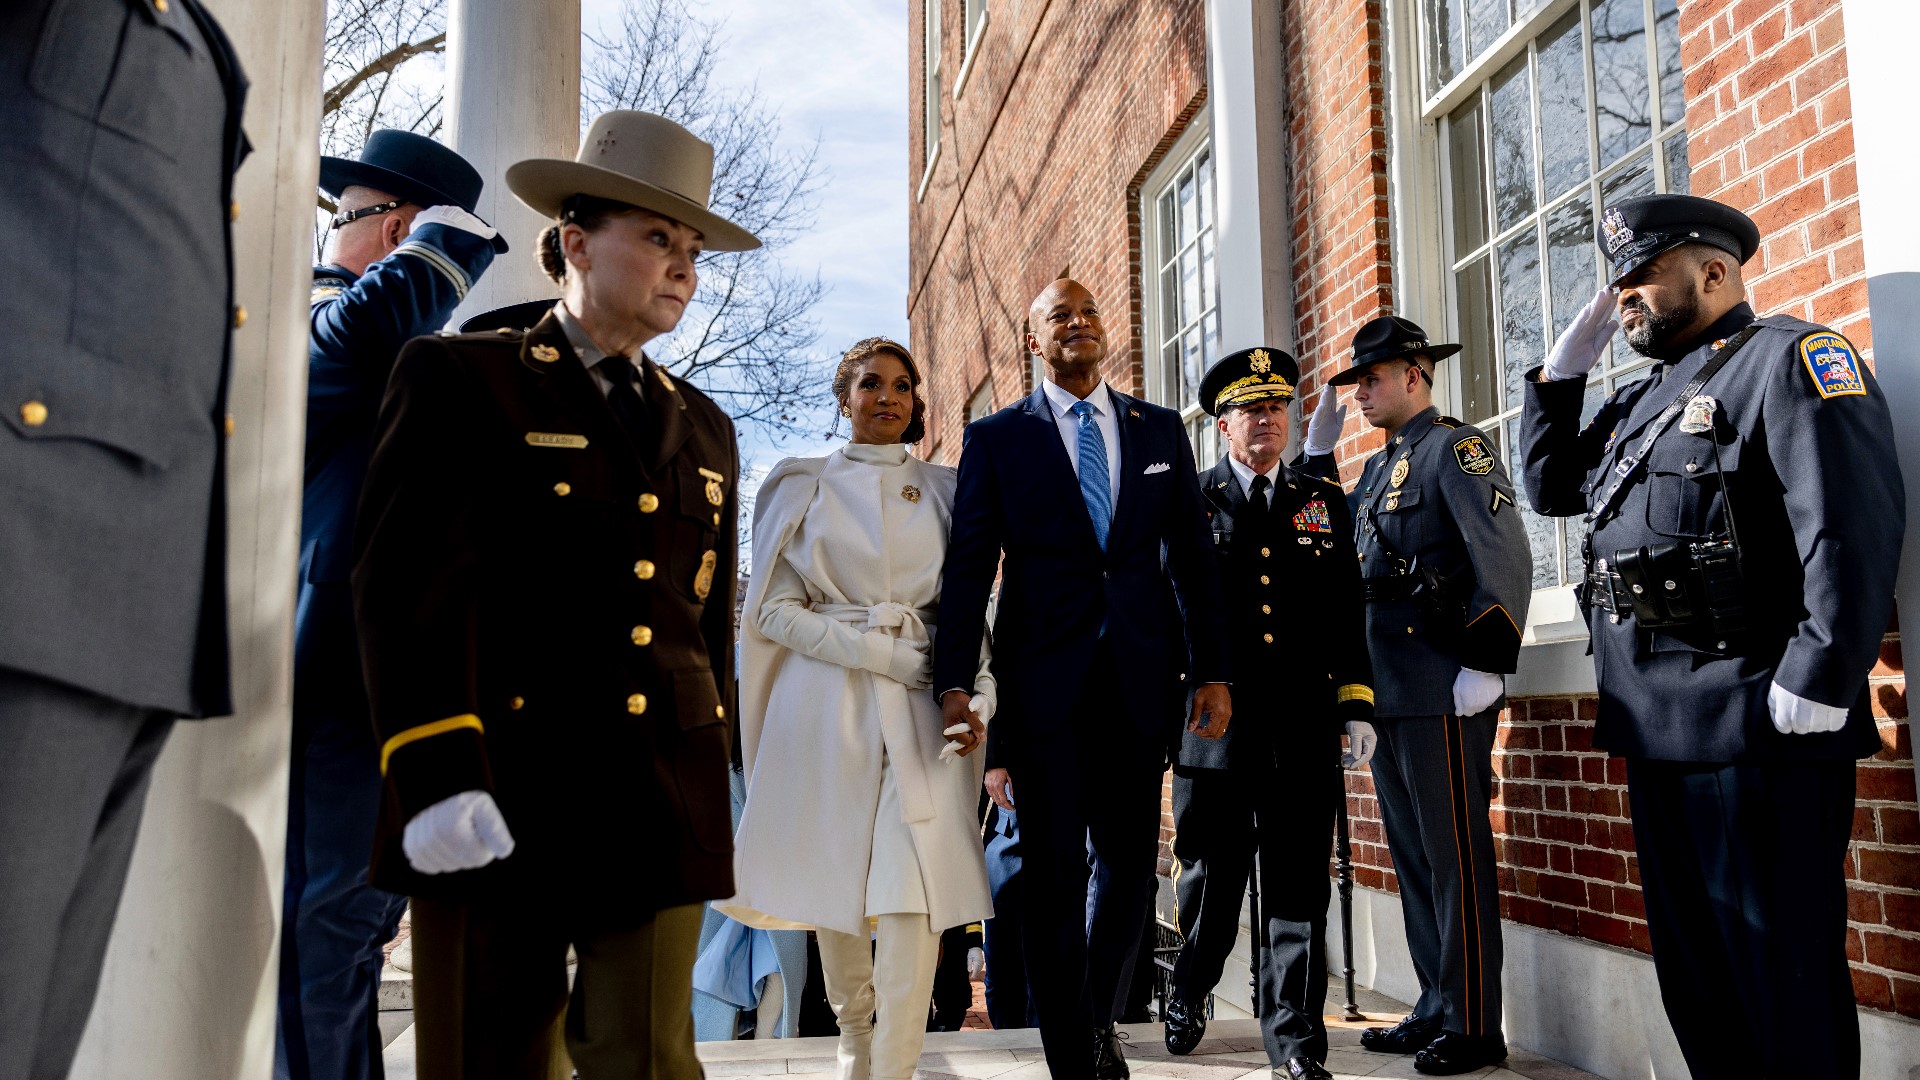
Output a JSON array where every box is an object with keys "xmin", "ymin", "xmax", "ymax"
[
  {"xmin": 411, "ymin": 204, "xmax": 498, "ymax": 240},
  {"xmin": 1542, "ymin": 287, "xmax": 1619, "ymax": 381},
  {"xmin": 1451, "ymin": 668, "xmax": 1505, "ymax": 718},
  {"xmin": 1767, "ymin": 681, "xmax": 1849, "ymax": 735},
  {"xmin": 403, "ymin": 790, "xmax": 515, "ymax": 875},
  {"xmin": 1342, "ymin": 720, "xmax": 1377, "ymax": 768},
  {"xmin": 1302, "ymin": 389, "xmax": 1348, "ymax": 457}
]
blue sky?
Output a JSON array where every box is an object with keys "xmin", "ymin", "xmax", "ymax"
[{"xmin": 580, "ymin": 0, "xmax": 912, "ymax": 479}]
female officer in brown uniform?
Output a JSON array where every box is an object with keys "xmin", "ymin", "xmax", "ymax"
[{"xmin": 352, "ymin": 111, "xmax": 758, "ymax": 1080}]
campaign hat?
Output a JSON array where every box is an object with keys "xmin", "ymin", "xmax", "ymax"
[{"xmin": 1326, "ymin": 316, "xmax": 1460, "ymax": 386}]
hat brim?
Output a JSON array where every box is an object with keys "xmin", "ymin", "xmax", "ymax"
[
  {"xmin": 319, "ymin": 157, "xmax": 510, "ymax": 253},
  {"xmin": 1326, "ymin": 343, "xmax": 1462, "ymax": 386},
  {"xmin": 1605, "ymin": 237, "xmax": 1704, "ymax": 288},
  {"xmin": 505, "ymin": 159, "xmax": 761, "ymax": 252},
  {"xmin": 459, "ymin": 298, "xmax": 560, "ymax": 334}
]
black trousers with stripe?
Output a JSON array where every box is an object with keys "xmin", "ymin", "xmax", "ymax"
[{"xmin": 1369, "ymin": 710, "xmax": 1503, "ymax": 1038}]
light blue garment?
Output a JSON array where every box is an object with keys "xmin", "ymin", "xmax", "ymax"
[
  {"xmin": 692, "ymin": 917, "xmax": 784, "ymax": 1009},
  {"xmin": 1072, "ymin": 400, "xmax": 1112, "ymax": 549},
  {"xmin": 692, "ymin": 767, "xmax": 808, "ymax": 1040}
]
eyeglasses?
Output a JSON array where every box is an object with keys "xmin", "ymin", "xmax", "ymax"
[{"xmin": 329, "ymin": 199, "xmax": 406, "ymax": 230}]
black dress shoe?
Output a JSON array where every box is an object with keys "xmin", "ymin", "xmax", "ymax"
[
  {"xmin": 1162, "ymin": 996, "xmax": 1206, "ymax": 1055},
  {"xmin": 1413, "ymin": 1032, "xmax": 1508, "ymax": 1074},
  {"xmin": 1276, "ymin": 1057, "xmax": 1334, "ymax": 1080},
  {"xmin": 1093, "ymin": 1024, "xmax": 1131, "ymax": 1080},
  {"xmin": 1360, "ymin": 1013, "xmax": 1441, "ymax": 1054}
]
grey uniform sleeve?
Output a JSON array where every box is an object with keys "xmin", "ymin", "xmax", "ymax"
[
  {"xmin": 1765, "ymin": 331, "xmax": 1905, "ymax": 707},
  {"xmin": 1434, "ymin": 425, "xmax": 1533, "ymax": 673}
]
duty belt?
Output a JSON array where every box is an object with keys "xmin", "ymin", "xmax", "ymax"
[{"xmin": 1582, "ymin": 561, "xmax": 1632, "ymax": 617}]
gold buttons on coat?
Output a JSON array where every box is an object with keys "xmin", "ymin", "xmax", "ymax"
[
  {"xmin": 1260, "ymin": 547, "xmax": 1271, "ymax": 557},
  {"xmin": 712, "ymin": 512, "xmax": 721, "ymax": 526},
  {"xmin": 1260, "ymin": 575, "xmax": 1270, "ymax": 585},
  {"xmin": 554, "ymin": 482, "xmax": 571, "ymax": 496},
  {"xmin": 627, "ymin": 694, "xmax": 648, "ymax": 715},
  {"xmin": 232, "ymin": 305, "xmax": 247, "ymax": 328},
  {"xmin": 715, "ymin": 705, "xmax": 726, "ymax": 719},
  {"xmin": 1263, "ymin": 633, "xmax": 1274, "ymax": 643},
  {"xmin": 224, "ymin": 413, "xmax": 236, "ymax": 437},
  {"xmin": 230, "ymin": 200, "xmax": 240, "ymax": 222},
  {"xmin": 638, "ymin": 494, "xmax": 659, "ymax": 513},
  {"xmin": 634, "ymin": 560, "xmax": 656, "ymax": 580},
  {"xmin": 631, "ymin": 625, "xmax": 653, "ymax": 646},
  {"xmin": 1407, "ymin": 626, "xmax": 1415, "ymax": 634},
  {"xmin": 1262, "ymin": 604, "xmax": 1272, "ymax": 614},
  {"xmin": 155, "ymin": 0, "xmax": 168, "ymax": 11},
  {"xmin": 510, "ymin": 696, "xmax": 525, "ymax": 710},
  {"xmin": 20, "ymin": 401, "xmax": 48, "ymax": 427}
]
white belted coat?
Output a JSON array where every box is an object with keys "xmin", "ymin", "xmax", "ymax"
[{"xmin": 718, "ymin": 443, "xmax": 995, "ymax": 937}]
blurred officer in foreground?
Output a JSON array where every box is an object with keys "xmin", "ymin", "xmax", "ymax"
[
  {"xmin": 281, "ymin": 130, "xmax": 503, "ymax": 1080},
  {"xmin": 1162, "ymin": 348, "xmax": 1374, "ymax": 1080},
  {"xmin": 1314, "ymin": 317, "xmax": 1531, "ymax": 1074},
  {"xmin": 1519, "ymin": 193, "xmax": 1903, "ymax": 1077},
  {"xmin": 0, "ymin": 2, "xmax": 247, "ymax": 1077}
]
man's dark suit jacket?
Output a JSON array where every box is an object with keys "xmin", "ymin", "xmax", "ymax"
[
  {"xmin": 934, "ymin": 385, "xmax": 1229, "ymax": 769},
  {"xmin": 352, "ymin": 313, "xmax": 739, "ymax": 919},
  {"xmin": 0, "ymin": 0, "xmax": 248, "ymax": 717}
]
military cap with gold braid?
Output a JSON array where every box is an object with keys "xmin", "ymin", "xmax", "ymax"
[{"xmin": 1199, "ymin": 345, "xmax": 1299, "ymax": 417}]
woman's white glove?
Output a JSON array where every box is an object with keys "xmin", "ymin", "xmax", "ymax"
[
  {"xmin": 967, "ymin": 946, "xmax": 986, "ymax": 980},
  {"xmin": 403, "ymin": 790, "xmax": 515, "ymax": 875},
  {"xmin": 1543, "ymin": 287, "xmax": 1618, "ymax": 381},
  {"xmin": 411, "ymin": 204, "xmax": 498, "ymax": 239},
  {"xmin": 1341, "ymin": 720, "xmax": 1377, "ymax": 768},
  {"xmin": 1767, "ymin": 682, "xmax": 1849, "ymax": 734},
  {"xmin": 1303, "ymin": 390, "xmax": 1348, "ymax": 457},
  {"xmin": 941, "ymin": 693, "xmax": 994, "ymax": 763},
  {"xmin": 1451, "ymin": 668, "xmax": 1505, "ymax": 718},
  {"xmin": 863, "ymin": 632, "xmax": 932, "ymax": 689}
]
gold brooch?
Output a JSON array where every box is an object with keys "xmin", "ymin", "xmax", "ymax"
[
  {"xmin": 530, "ymin": 344, "xmax": 559, "ymax": 363},
  {"xmin": 901, "ymin": 485, "xmax": 921, "ymax": 503}
]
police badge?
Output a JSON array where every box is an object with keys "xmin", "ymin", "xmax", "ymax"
[
  {"xmin": 1601, "ymin": 207, "xmax": 1633, "ymax": 255},
  {"xmin": 1679, "ymin": 394, "xmax": 1718, "ymax": 435},
  {"xmin": 693, "ymin": 549, "xmax": 717, "ymax": 600}
]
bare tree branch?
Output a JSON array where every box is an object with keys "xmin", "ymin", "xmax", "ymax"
[{"xmin": 322, "ymin": 31, "xmax": 445, "ymax": 117}]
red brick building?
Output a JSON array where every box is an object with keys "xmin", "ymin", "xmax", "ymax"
[{"xmin": 907, "ymin": 0, "xmax": 1920, "ymax": 1073}]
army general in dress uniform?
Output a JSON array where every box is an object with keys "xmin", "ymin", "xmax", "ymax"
[
  {"xmin": 1162, "ymin": 348, "xmax": 1375, "ymax": 1080},
  {"xmin": 352, "ymin": 111, "xmax": 757, "ymax": 1080},
  {"xmin": 1311, "ymin": 317, "xmax": 1532, "ymax": 1075},
  {"xmin": 1519, "ymin": 194, "xmax": 1904, "ymax": 1078}
]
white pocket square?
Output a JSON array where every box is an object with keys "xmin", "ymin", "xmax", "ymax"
[{"xmin": 1143, "ymin": 462, "xmax": 1171, "ymax": 474}]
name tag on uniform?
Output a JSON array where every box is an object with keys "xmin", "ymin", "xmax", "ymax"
[{"xmin": 525, "ymin": 432, "xmax": 589, "ymax": 449}]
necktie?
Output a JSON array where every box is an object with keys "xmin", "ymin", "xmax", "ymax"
[
  {"xmin": 1249, "ymin": 474, "xmax": 1271, "ymax": 517},
  {"xmin": 598, "ymin": 354, "xmax": 652, "ymax": 455},
  {"xmin": 1071, "ymin": 400, "xmax": 1112, "ymax": 551}
]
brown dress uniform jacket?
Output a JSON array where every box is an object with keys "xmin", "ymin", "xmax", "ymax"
[{"xmin": 352, "ymin": 311, "xmax": 739, "ymax": 923}]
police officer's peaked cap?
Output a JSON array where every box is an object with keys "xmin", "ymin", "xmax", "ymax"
[
  {"xmin": 459, "ymin": 298, "xmax": 560, "ymax": 334},
  {"xmin": 321, "ymin": 130, "xmax": 508, "ymax": 251},
  {"xmin": 1326, "ymin": 316, "xmax": 1460, "ymax": 386},
  {"xmin": 1199, "ymin": 346, "xmax": 1300, "ymax": 417},
  {"xmin": 1597, "ymin": 193, "xmax": 1760, "ymax": 287}
]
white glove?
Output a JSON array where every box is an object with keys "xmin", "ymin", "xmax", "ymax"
[
  {"xmin": 411, "ymin": 204, "xmax": 498, "ymax": 240},
  {"xmin": 1543, "ymin": 287, "xmax": 1619, "ymax": 381},
  {"xmin": 865, "ymin": 633, "xmax": 932, "ymax": 689},
  {"xmin": 967, "ymin": 946, "xmax": 986, "ymax": 980},
  {"xmin": 940, "ymin": 693, "xmax": 995, "ymax": 763},
  {"xmin": 402, "ymin": 790, "xmax": 515, "ymax": 875},
  {"xmin": 1302, "ymin": 389, "xmax": 1348, "ymax": 456},
  {"xmin": 1341, "ymin": 720, "xmax": 1377, "ymax": 768},
  {"xmin": 1451, "ymin": 668, "xmax": 1505, "ymax": 718},
  {"xmin": 1767, "ymin": 681, "xmax": 1849, "ymax": 735}
]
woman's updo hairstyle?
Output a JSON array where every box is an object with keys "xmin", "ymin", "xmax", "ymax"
[
  {"xmin": 833, "ymin": 336, "xmax": 927, "ymax": 445},
  {"xmin": 536, "ymin": 194, "xmax": 643, "ymax": 284}
]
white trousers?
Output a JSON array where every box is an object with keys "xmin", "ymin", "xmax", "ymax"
[{"xmin": 815, "ymin": 914, "xmax": 941, "ymax": 1080}]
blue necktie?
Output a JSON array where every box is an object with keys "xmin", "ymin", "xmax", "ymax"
[{"xmin": 1072, "ymin": 400, "xmax": 1112, "ymax": 551}]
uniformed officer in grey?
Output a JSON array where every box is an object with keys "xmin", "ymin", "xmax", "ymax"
[
  {"xmin": 1519, "ymin": 193, "xmax": 1903, "ymax": 1078},
  {"xmin": 1310, "ymin": 316, "xmax": 1531, "ymax": 1075}
]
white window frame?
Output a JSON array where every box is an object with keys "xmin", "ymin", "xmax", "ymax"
[
  {"xmin": 954, "ymin": 0, "xmax": 989, "ymax": 98},
  {"xmin": 1141, "ymin": 113, "xmax": 1222, "ymax": 465},
  {"xmin": 967, "ymin": 376, "xmax": 995, "ymax": 423},
  {"xmin": 920, "ymin": 0, "xmax": 943, "ymax": 199},
  {"xmin": 1387, "ymin": 0, "xmax": 1687, "ymax": 654}
]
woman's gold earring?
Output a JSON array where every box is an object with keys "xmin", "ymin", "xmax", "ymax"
[{"xmin": 841, "ymin": 407, "xmax": 852, "ymax": 418}]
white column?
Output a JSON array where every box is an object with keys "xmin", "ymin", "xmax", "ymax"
[
  {"xmin": 1839, "ymin": 0, "xmax": 1920, "ymax": 794},
  {"xmin": 1204, "ymin": 0, "xmax": 1293, "ymax": 355},
  {"xmin": 67, "ymin": 2, "xmax": 324, "ymax": 1077},
  {"xmin": 445, "ymin": 0, "xmax": 581, "ymax": 326}
]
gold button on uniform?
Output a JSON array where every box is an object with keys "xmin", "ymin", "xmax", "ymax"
[
  {"xmin": 634, "ymin": 560, "xmax": 656, "ymax": 580},
  {"xmin": 1262, "ymin": 604, "xmax": 1272, "ymax": 614},
  {"xmin": 712, "ymin": 512, "xmax": 721, "ymax": 526},
  {"xmin": 1260, "ymin": 575, "xmax": 1270, "ymax": 585},
  {"xmin": 230, "ymin": 199, "xmax": 240, "ymax": 222},
  {"xmin": 554, "ymin": 482, "xmax": 571, "ymax": 496},
  {"xmin": 224, "ymin": 413, "xmax": 236, "ymax": 437},
  {"xmin": 638, "ymin": 494, "xmax": 659, "ymax": 513},
  {"xmin": 1260, "ymin": 547, "xmax": 1271, "ymax": 557},
  {"xmin": 715, "ymin": 705, "xmax": 726, "ymax": 719},
  {"xmin": 21, "ymin": 401, "xmax": 48, "ymax": 427},
  {"xmin": 631, "ymin": 625, "xmax": 653, "ymax": 646},
  {"xmin": 232, "ymin": 305, "xmax": 247, "ymax": 329},
  {"xmin": 509, "ymin": 696, "xmax": 525, "ymax": 710},
  {"xmin": 154, "ymin": 0, "xmax": 168, "ymax": 11},
  {"xmin": 1263, "ymin": 633, "xmax": 1274, "ymax": 643},
  {"xmin": 627, "ymin": 694, "xmax": 648, "ymax": 715}
]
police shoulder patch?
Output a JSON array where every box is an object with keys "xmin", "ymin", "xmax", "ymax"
[
  {"xmin": 309, "ymin": 285, "xmax": 345, "ymax": 305},
  {"xmin": 1800, "ymin": 332, "xmax": 1866, "ymax": 399},
  {"xmin": 1453, "ymin": 434, "xmax": 1496, "ymax": 476}
]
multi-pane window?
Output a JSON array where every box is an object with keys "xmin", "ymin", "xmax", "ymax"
[
  {"xmin": 1430, "ymin": 0, "xmax": 1688, "ymax": 589},
  {"xmin": 923, "ymin": 0, "xmax": 942, "ymax": 171},
  {"xmin": 964, "ymin": 0, "xmax": 987, "ymax": 56},
  {"xmin": 1145, "ymin": 127, "xmax": 1222, "ymax": 461},
  {"xmin": 967, "ymin": 379, "xmax": 994, "ymax": 423}
]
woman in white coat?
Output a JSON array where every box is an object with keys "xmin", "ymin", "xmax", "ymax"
[{"xmin": 720, "ymin": 337, "xmax": 995, "ymax": 1080}]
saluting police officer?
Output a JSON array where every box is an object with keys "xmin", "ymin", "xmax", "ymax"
[
  {"xmin": 285, "ymin": 129, "xmax": 503, "ymax": 1080},
  {"xmin": 1162, "ymin": 348, "xmax": 1375, "ymax": 1080},
  {"xmin": 353, "ymin": 111, "xmax": 755, "ymax": 1079},
  {"xmin": 1314, "ymin": 317, "xmax": 1531, "ymax": 1075},
  {"xmin": 1519, "ymin": 194, "xmax": 1903, "ymax": 1077}
]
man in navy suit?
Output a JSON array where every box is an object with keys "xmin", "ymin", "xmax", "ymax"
[{"xmin": 935, "ymin": 278, "xmax": 1231, "ymax": 1080}]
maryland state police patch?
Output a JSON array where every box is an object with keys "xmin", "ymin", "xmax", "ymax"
[
  {"xmin": 1801, "ymin": 332, "xmax": 1866, "ymax": 400},
  {"xmin": 1453, "ymin": 434, "xmax": 1496, "ymax": 476}
]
